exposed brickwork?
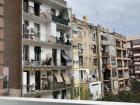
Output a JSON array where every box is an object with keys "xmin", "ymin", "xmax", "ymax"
[
  {"xmin": 0, "ymin": 0, "xmax": 4, "ymax": 96},
  {"xmin": 4, "ymin": 0, "xmax": 22, "ymax": 93}
]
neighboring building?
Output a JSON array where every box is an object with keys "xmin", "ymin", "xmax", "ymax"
[
  {"xmin": 127, "ymin": 36, "xmax": 140, "ymax": 80},
  {"xmin": 72, "ymin": 16, "xmax": 101, "ymax": 100},
  {"xmin": 96, "ymin": 26, "xmax": 130, "ymax": 95},
  {"xmin": 3, "ymin": 0, "xmax": 73, "ymax": 98}
]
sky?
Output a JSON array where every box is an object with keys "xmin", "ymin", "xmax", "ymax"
[{"xmin": 66, "ymin": 0, "xmax": 140, "ymax": 36}]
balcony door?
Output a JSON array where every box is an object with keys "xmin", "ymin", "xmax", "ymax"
[
  {"xmin": 34, "ymin": 23, "xmax": 40, "ymax": 39},
  {"xmin": 23, "ymin": 45, "xmax": 29, "ymax": 63},
  {"xmin": 34, "ymin": 46, "xmax": 41, "ymax": 62},
  {"xmin": 52, "ymin": 49, "xmax": 57, "ymax": 66},
  {"xmin": 23, "ymin": 20, "xmax": 29, "ymax": 38}
]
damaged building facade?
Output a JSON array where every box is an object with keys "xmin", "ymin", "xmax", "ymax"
[
  {"xmin": 72, "ymin": 16, "xmax": 102, "ymax": 100},
  {"xmin": 22, "ymin": 0, "xmax": 73, "ymax": 98},
  {"xmin": 96, "ymin": 26, "xmax": 130, "ymax": 95}
]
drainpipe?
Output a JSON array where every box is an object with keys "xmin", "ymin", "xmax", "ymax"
[{"xmin": 96, "ymin": 26, "xmax": 104, "ymax": 97}]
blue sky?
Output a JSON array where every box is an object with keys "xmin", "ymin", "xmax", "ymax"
[{"xmin": 67, "ymin": 0, "xmax": 140, "ymax": 36}]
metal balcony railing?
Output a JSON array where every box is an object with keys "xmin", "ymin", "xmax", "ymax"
[
  {"xmin": 46, "ymin": 35, "xmax": 71, "ymax": 46},
  {"xmin": 51, "ymin": 15, "xmax": 69, "ymax": 26},
  {"xmin": 102, "ymin": 52, "xmax": 109, "ymax": 56}
]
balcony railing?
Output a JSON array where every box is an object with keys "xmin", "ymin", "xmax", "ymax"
[
  {"xmin": 51, "ymin": 15, "xmax": 69, "ymax": 26},
  {"xmin": 46, "ymin": 35, "xmax": 71, "ymax": 46},
  {"xmin": 50, "ymin": 0, "xmax": 67, "ymax": 7},
  {"xmin": 24, "ymin": 6, "xmax": 51, "ymax": 20},
  {"xmin": 102, "ymin": 52, "xmax": 109, "ymax": 57},
  {"xmin": 23, "ymin": 82, "xmax": 71, "ymax": 94},
  {"xmin": 23, "ymin": 27, "xmax": 40, "ymax": 41},
  {"xmin": 100, "ymin": 40, "xmax": 108, "ymax": 45}
]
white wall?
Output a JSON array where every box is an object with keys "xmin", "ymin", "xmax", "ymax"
[
  {"xmin": 89, "ymin": 82, "xmax": 102, "ymax": 100},
  {"xmin": 57, "ymin": 49, "xmax": 61, "ymax": 65},
  {"xmin": 41, "ymin": 47, "xmax": 52, "ymax": 61},
  {"xmin": 51, "ymin": 22, "xmax": 57, "ymax": 37}
]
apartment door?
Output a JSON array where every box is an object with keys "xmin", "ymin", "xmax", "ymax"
[
  {"xmin": 52, "ymin": 49, "xmax": 57, "ymax": 66},
  {"xmin": 35, "ymin": 71, "xmax": 41, "ymax": 90},
  {"xmin": 61, "ymin": 90, "xmax": 67, "ymax": 99}
]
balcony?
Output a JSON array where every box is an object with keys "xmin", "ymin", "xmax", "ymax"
[
  {"xmin": 46, "ymin": 35, "xmax": 72, "ymax": 46},
  {"xmin": 22, "ymin": 34, "xmax": 72, "ymax": 48},
  {"xmin": 52, "ymin": 15, "xmax": 69, "ymax": 26},
  {"xmin": 23, "ymin": 60, "xmax": 72, "ymax": 71},
  {"xmin": 23, "ymin": 6, "xmax": 51, "ymax": 23},
  {"xmin": 102, "ymin": 52, "xmax": 109, "ymax": 57},
  {"xmin": 101, "ymin": 40, "xmax": 108, "ymax": 45},
  {"xmin": 23, "ymin": 81, "xmax": 72, "ymax": 96}
]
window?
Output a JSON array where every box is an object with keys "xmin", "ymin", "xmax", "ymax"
[
  {"xmin": 79, "ymin": 56, "xmax": 83, "ymax": 66},
  {"xmin": 34, "ymin": 2, "xmax": 40, "ymax": 16},
  {"xmin": 23, "ymin": 0, "xmax": 29, "ymax": 12},
  {"xmin": 34, "ymin": 46, "xmax": 41, "ymax": 61},
  {"xmin": 93, "ymin": 45, "xmax": 96, "ymax": 53},
  {"xmin": 23, "ymin": 45, "xmax": 29, "ymax": 61},
  {"xmin": 92, "ymin": 33, "xmax": 96, "ymax": 41},
  {"xmin": 23, "ymin": 20, "xmax": 29, "ymax": 38},
  {"xmin": 34, "ymin": 23, "xmax": 40, "ymax": 38},
  {"xmin": 94, "ymin": 58, "xmax": 97, "ymax": 65}
]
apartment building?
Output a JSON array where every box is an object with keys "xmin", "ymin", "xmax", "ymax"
[
  {"xmin": 22, "ymin": 0, "xmax": 73, "ymax": 98},
  {"xmin": 2, "ymin": 0, "xmax": 73, "ymax": 98},
  {"xmin": 96, "ymin": 26, "xmax": 130, "ymax": 95},
  {"xmin": 127, "ymin": 36, "xmax": 140, "ymax": 80},
  {"xmin": 72, "ymin": 16, "xmax": 101, "ymax": 100}
]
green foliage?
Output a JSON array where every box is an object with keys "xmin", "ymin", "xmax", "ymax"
[{"xmin": 99, "ymin": 80, "xmax": 140, "ymax": 103}]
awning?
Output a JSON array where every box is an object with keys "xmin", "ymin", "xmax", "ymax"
[
  {"xmin": 61, "ymin": 72, "xmax": 71, "ymax": 84},
  {"xmin": 53, "ymin": 72, "xmax": 63, "ymax": 83}
]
